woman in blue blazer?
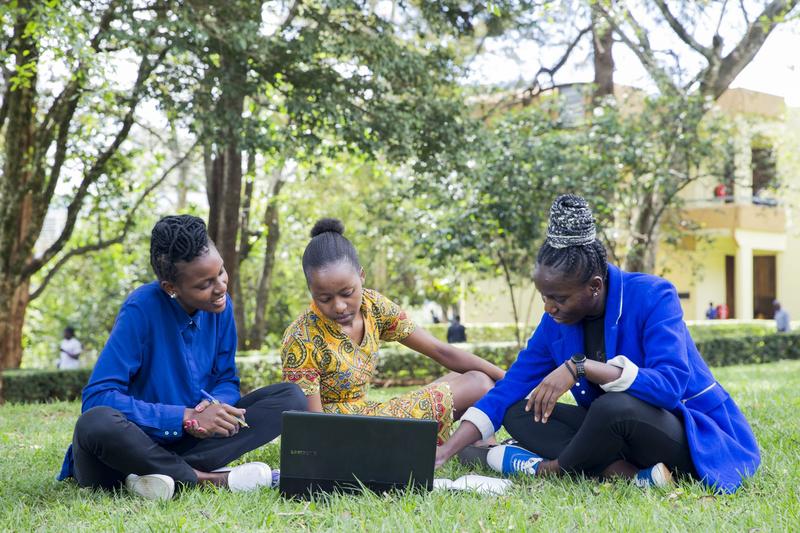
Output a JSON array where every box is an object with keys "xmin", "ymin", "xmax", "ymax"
[{"xmin": 437, "ymin": 194, "xmax": 760, "ymax": 493}]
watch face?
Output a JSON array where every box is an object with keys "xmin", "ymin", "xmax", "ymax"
[{"xmin": 571, "ymin": 353, "xmax": 587, "ymax": 363}]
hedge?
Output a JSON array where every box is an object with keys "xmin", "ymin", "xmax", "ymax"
[
  {"xmin": 4, "ymin": 332, "xmax": 799, "ymax": 402},
  {"xmin": 0, "ymin": 368, "xmax": 93, "ymax": 404}
]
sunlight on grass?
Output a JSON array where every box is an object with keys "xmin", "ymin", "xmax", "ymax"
[{"xmin": 1, "ymin": 360, "xmax": 798, "ymax": 531}]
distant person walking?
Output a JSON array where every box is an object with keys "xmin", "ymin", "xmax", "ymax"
[
  {"xmin": 774, "ymin": 300, "xmax": 791, "ymax": 333},
  {"xmin": 447, "ymin": 315, "xmax": 467, "ymax": 344},
  {"xmin": 705, "ymin": 302, "xmax": 717, "ymax": 320},
  {"xmin": 58, "ymin": 326, "xmax": 82, "ymax": 370}
]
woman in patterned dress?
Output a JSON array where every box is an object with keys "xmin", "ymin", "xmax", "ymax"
[{"xmin": 281, "ymin": 218, "xmax": 506, "ymax": 444}]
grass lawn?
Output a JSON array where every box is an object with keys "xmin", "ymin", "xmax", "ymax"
[{"xmin": 1, "ymin": 360, "xmax": 798, "ymax": 532}]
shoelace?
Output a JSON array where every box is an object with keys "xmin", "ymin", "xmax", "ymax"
[{"xmin": 511, "ymin": 456, "xmax": 542, "ymax": 474}]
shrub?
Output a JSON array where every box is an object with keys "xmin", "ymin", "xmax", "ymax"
[
  {"xmin": 695, "ymin": 332, "xmax": 800, "ymax": 366},
  {"xmin": 237, "ymin": 332, "xmax": 800, "ymax": 390},
  {"xmin": 0, "ymin": 368, "xmax": 92, "ymax": 404},
  {"xmin": 423, "ymin": 324, "xmax": 524, "ymax": 343}
]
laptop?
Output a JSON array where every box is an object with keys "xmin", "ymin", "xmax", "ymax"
[{"xmin": 279, "ymin": 411, "xmax": 438, "ymax": 498}]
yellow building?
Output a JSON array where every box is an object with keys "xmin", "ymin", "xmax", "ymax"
[
  {"xmin": 665, "ymin": 89, "xmax": 798, "ymax": 320},
  {"xmin": 460, "ymin": 88, "xmax": 799, "ymax": 326}
]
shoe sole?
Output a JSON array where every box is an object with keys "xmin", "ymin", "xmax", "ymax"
[{"xmin": 125, "ymin": 475, "xmax": 174, "ymax": 500}]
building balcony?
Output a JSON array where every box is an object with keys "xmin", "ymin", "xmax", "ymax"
[{"xmin": 682, "ymin": 199, "xmax": 786, "ymax": 234}]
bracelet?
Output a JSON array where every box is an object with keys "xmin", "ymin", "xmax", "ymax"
[{"xmin": 563, "ymin": 360, "xmax": 578, "ymax": 382}]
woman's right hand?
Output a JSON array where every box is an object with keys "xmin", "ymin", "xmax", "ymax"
[{"xmin": 184, "ymin": 402, "xmax": 244, "ymax": 438}]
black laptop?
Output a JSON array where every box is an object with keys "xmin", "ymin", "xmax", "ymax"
[{"xmin": 279, "ymin": 411, "xmax": 438, "ymax": 498}]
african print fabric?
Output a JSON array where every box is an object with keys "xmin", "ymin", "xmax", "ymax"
[{"xmin": 281, "ymin": 288, "xmax": 454, "ymax": 443}]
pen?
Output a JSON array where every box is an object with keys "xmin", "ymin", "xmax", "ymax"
[{"xmin": 200, "ymin": 389, "xmax": 249, "ymax": 428}]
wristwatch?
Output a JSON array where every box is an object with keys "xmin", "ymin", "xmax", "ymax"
[{"xmin": 570, "ymin": 353, "xmax": 587, "ymax": 379}]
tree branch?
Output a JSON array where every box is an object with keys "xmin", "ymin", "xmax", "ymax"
[
  {"xmin": 596, "ymin": 4, "xmax": 679, "ymax": 96},
  {"xmin": 37, "ymin": 1, "xmax": 119, "ymax": 148},
  {"xmin": 22, "ymin": 45, "xmax": 171, "ymax": 278},
  {"xmin": 29, "ymin": 140, "xmax": 198, "ymax": 300},
  {"xmin": 702, "ymin": 0, "xmax": 800, "ymax": 99},
  {"xmin": 653, "ymin": 0, "xmax": 712, "ymax": 58},
  {"xmin": 524, "ymin": 25, "xmax": 591, "ymax": 98}
]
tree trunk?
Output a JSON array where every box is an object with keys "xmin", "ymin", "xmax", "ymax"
[
  {"xmin": 624, "ymin": 192, "xmax": 657, "ymax": 273},
  {"xmin": 234, "ymin": 151, "xmax": 257, "ymax": 348},
  {"xmin": 0, "ymin": 6, "xmax": 38, "ymax": 369},
  {"xmin": 0, "ymin": 279, "xmax": 31, "ymax": 369},
  {"xmin": 205, "ymin": 69, "xmax": 245, "ymax": 303},
  {"xmin": 498, "ymin": 251, "xmax": 522, "ymax": 348},
  {"xmin": 591, "ymin": 2, "xmax": 614, "ymax": 102},
  {"xmin": 248, "ymin": 177, "xmax": 285, "ymax": 349}
]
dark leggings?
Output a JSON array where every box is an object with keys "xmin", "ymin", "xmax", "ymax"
[
  {"xmin": 72, "ymin": 383, "xmax": 306, "ymax": 489},
  {"xmin": 503, "ymin": 392, "xmax": 696, "ymax": 477}
]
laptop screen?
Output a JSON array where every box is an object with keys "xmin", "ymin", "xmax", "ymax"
[{"xmin": 279, "ymin": 411, "xmax": 438, "ymax": 497}]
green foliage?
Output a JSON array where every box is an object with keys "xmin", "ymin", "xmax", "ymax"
[
  {"xmin": 696, "ymin": 332, "xmax": 800, "ymax": 367},
  {"xmin": 0, "ymin": 368, "xmax": 91, "ymax": 404}
]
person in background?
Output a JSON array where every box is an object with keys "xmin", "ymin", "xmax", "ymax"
[
  {"xmin": 774, "ymin": 300, "xmax": 791, "ymax": 333},
  {"xmin": 58, "ymin": 326, "xmax": 83, "ymax": 370},
  {"xmin": 57, "ymin": 215, "xmax": 306, "ymax": 500},
  {"xmin": 447, "ymin": 315, "xmax": 467, "ymax": 344},
  {"xmin": 705, "ymin": 302, "xmax": 717, "ymax": 320}
]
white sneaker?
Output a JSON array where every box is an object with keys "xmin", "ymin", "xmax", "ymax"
[
  {"xmin": 124, "ymin": 473, "xmax": 175, "ymax": 500},
  {"xmin": 486, "ymin": 445, "xmax": 543, "ymax": 476},
  {"xmin": 634, "ymin": 462, "xmax": 674, "ymax": 488},
  {"xmin": 225, "ymin": 462, "xmax": 272, "ymax": 493}
]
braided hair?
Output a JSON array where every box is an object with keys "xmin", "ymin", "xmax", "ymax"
[
  {"xmin": 302, "ymin": 218, "xmax": 361, "ymax": 282},
  {"xmin": 150, "ymin": 215, "xmax": 210, "ymax": 282},
  {"xmin": 537, "ymin": 194, "xmax": 608, "ymax": 283}
]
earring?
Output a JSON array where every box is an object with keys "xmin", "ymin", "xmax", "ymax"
[
  {"xmin": 592, "ymin": 291, "xmax": 598, "ymax": 297},
  {"xmin": 170, "ymin": 293, "xmax": 177, "ymax": 299}
]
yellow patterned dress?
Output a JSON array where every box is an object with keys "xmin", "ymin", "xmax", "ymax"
[{"xmin": 281, "ymin": 288, "xmax": 453, "ymax": 444}]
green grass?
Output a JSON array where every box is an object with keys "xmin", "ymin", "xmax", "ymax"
[{"xmin": 1, "ymin": 361, "xmax": 799, "ymax": 532}]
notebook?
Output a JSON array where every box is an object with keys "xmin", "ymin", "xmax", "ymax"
[{"xmin": 279, "ymin": 411, "xmax": 438, "ymax": 498}]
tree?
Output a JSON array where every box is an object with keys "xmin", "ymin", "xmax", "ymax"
[
  {"xmin": 159, "ymin": 1, "xmax": 500, "ymax": 348},
  {"xmin": 461, "ymin": 0, "xmax": 799, "ymax": 273},
  {"xmin": 594, "ymin": 0, "xmax": 800, "ymax": 271},
  {"xmin": 0, "ymin": 0, "xmax": 192, "ymax": 369}
]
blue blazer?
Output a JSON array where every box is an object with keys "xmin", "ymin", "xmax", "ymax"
[{"xmin": 473, "ymin": 264, "xmax": 760, "ymax": 493}]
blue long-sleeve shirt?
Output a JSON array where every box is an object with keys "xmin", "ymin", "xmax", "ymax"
[{"xmin": 58, "ymin": 281, "xmax": 240, "ymax": 480}]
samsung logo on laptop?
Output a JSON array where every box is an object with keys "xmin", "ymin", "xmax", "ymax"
[{"xmin": 290, "ymin": 449, "xmax": 318, "ymax": 456}]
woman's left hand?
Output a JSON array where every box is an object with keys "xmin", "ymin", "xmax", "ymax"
[{"xmin": 526, "ymin": 363, "xmax": 575, "ymax": 424}]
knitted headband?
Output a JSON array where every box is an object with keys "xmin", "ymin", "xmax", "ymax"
[{"xmin": 545, "ymin": 194, "xmax": 597, "ymax": 249}]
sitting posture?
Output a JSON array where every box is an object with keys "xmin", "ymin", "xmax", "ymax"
[
  {"xmin": 58, "ymin": 215, "xmax": 306, "ymax": 499},
  {"xmin": 281, "ymin": 218, "xmax": 505, "ymax": 444},
  {"xmin": 436, "ymin": 195, "xmax": 760, "ymax": 493}
]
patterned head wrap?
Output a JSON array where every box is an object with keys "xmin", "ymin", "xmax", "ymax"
[{"xmin": 545, "ymin": 194, "xmax": 596, "ymax": 249}]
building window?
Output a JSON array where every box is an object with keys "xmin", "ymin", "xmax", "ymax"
[{"xmin": 751, "ymin": 136, "xmax": 777, "ymax": 204}]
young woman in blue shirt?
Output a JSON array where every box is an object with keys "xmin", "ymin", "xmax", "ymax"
[
  {"xmin": 58, "ymin": 215, "xmax": 306, "ymax": 499},
  {"xmin": 437, "ymin": 195, "xmax": 760, "ymax": 493}
]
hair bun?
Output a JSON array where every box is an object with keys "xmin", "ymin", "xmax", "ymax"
[
  {"xmin": 546, "ymin": 194, "xmax": 596, "ymax": 249},
  {"xmin": 310, "ymin": 218, "xmax": 345, "ymax": 238}
]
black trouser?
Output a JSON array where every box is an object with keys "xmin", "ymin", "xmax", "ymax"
[
  {"xmin": 72, "ymin": 383, "xmax": 306, "ymax": 490},
  {"xmin": 503, "ymin": 392, "xmax": 696, "ymax": 477}
]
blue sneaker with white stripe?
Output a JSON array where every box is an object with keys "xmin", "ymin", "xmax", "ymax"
[
  {"xmin": 486, "ymin": 445, "xmax": 543, "ymax": 476},
  {"xmin": 634, "ymin": 462, "xmax": 674, "ymax": 488}
]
